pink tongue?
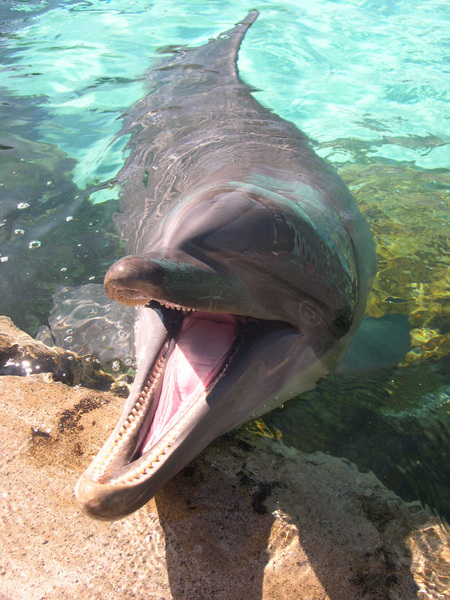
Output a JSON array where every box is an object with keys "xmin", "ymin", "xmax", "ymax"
[{"xmin": 141, "ymin": 313, "xmax": 236, "ymax": 453}]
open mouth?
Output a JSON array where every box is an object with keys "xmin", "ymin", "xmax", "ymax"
[
  {"xmin": 89, "ymin": 302, "xmax": 247, "ymax": 487},
  {"xmin": 76, "ymin": 265, "xmax": 307, "ymax": 520}
]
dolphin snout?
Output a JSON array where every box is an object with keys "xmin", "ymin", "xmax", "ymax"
[{"xmin": 104, "ymin": 255, "xmax": 166, "ymax": 306}]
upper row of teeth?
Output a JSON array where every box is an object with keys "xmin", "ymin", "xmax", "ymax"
[{"xmin": 158, "ymin": 300, "xmax": 196, "ymax": 312}]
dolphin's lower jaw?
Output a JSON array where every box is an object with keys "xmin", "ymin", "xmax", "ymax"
[{"xmin": 75, "ymin": 297, "xmax": 315, "ymax": 521}]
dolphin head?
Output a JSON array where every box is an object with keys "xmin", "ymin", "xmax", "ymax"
[
  {"xmin": 75, "ymin": 183, "xmax": 366, "ymax": 520},
  {"xmin": 105, "ymin": 184, "xmax": 357, "ymax": 331}
]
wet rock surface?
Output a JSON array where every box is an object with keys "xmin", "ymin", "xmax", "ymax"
[
  {"xmin": 0, "ymin": 375, "xmax": 448, "ymax": 600},
  {"xmin": 0, "ymin": 315, "xmax": 126, "ymax": 393}
]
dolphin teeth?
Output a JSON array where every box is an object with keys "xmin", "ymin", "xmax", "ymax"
[
  {"xmin": 151, "ymin": 298, "xmax": 197, "ymax": 312},
  {"xmin": 90, "ymin": 353, "xmax": 168, "ymax": 483},
  {"xmin": 109, "ymin": 393, "xmax": 209, "ymax": 486}
]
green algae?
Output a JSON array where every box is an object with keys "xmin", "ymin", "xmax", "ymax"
[{"xmin": 341, "ymin": 162, "xmax": 449, "ymax": 363}]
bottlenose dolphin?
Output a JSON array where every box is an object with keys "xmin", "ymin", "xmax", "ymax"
[{"xmin": 76, "ymin": 10, "xmax": 376, "ymax": 520}]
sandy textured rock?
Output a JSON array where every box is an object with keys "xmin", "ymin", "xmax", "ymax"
[{"xmin": 0, "ymin": 375, "xmax": 448, "ymax": 600}]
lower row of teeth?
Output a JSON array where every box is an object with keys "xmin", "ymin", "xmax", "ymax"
[
  {"xmin": 92, "ymin": 355, "xmax": 166, "ymax": 482},
  {"xmin": 111, "ymin": 393, "xmax": 205, "ymax": 485}
]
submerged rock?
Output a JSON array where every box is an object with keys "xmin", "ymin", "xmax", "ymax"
[
  {"xmin": 341, "ymin": 162, "xmax": 450, "ymax": 364},
  {"xmin": 0, "ymin": 375, "xmax": 447, "ymax": 600}
]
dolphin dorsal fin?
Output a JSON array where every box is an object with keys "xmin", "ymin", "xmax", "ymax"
[
  {"xmin": 155, "ymin": 10, "xmax": 259, "ymax": 83},
  {"xmin": 197, "ymin": 10, "xmax": 259, "ymax": 77}
]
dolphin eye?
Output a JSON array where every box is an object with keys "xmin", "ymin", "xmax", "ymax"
[{"xmin": 332, "ymin": 311, "xmax": 351, "ymax": 337}]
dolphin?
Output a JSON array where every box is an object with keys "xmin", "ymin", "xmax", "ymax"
[{"xmin": 75, "ymin": 10, "xmax": 376, "ymax": 520}]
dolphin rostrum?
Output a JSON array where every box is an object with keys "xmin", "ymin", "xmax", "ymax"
[{"xmin": 75, "ymin": 10, "xmax": 376, "ymax": 520}]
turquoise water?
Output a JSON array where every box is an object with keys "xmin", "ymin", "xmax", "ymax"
[
  {"xmin": 2, "ymin": 0, "xmax": 448, "ymax": 190},
  {"xmin": 1, "ymin": 1, "xmax": 449, "ymax": 517}
]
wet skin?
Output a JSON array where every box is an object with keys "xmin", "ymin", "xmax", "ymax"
[{"xmin": 75, "ymin": 10, "xmax": 376, "ymax": 520}]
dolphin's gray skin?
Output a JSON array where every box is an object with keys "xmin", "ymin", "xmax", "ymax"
[{"xmin": 75, "ymin": 10, "xmax": 376, "ymax": 520}]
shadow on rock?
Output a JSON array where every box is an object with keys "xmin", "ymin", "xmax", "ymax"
[
  {"xmin": 154, "ymin": 432, "xmax": 440, "ymax": 600},
  {"xmin": 155, "ymin": 439, "xmax": 274, "ymax": 600}
]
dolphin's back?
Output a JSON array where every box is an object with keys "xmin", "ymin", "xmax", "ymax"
[{"xmin": 114, "ymin": 12, "xmax": 305, "ymax": 245}]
